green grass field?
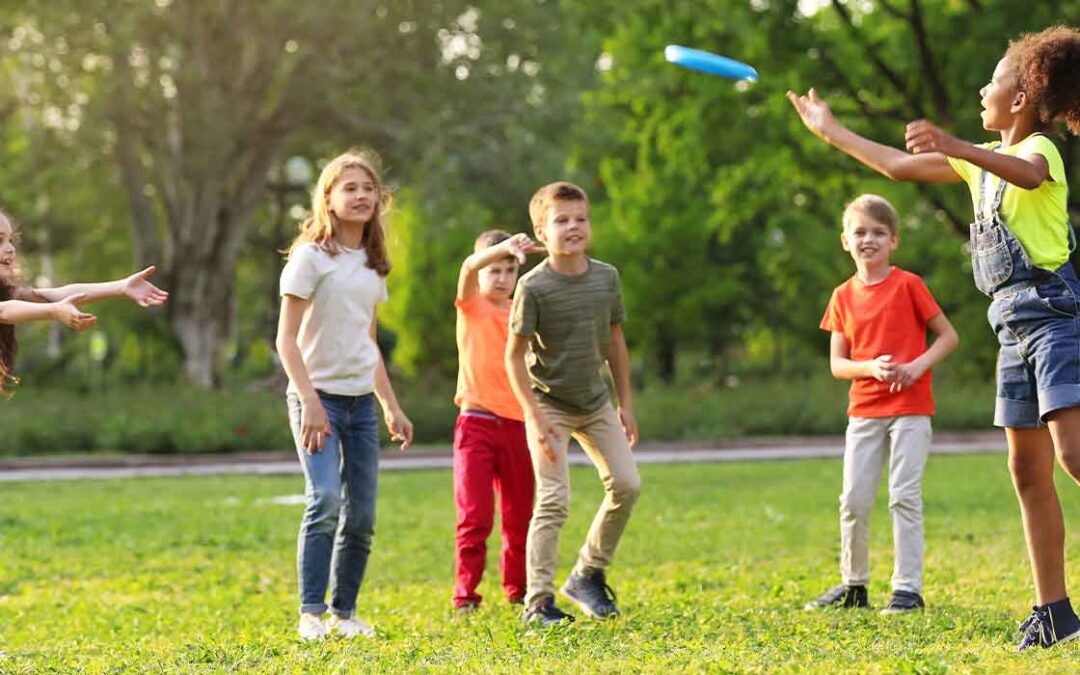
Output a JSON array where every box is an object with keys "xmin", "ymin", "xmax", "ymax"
[{"xmin": 3, "ymin": 454, "xmax": 1080, "ymax": 673}]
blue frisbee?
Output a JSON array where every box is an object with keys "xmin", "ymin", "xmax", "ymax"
[{"xmin": 664, "ymin": 45, "xmax": 758, "ymax": 82}]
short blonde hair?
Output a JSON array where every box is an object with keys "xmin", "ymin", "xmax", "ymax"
[
  {"xmin": 842, "ymin": 194, "xmax": 898, "ymax": 235},
  {"xmin": 528, "ymin": 181, "xmax": 588, "ymax": 231}
]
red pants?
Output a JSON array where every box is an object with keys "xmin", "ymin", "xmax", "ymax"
[{"xmin": 452, "ymin": 411, "xmax": 534, "ymax": 607}]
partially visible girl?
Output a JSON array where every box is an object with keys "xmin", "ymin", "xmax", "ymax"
[{"xmin": 0, "ymin": 209, "xmax": 168, "ymax": 392}]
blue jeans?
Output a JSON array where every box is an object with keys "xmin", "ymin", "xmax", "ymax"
[{"xmin": 287, "ymin": 391, "xmax": 379, "ymax": 617}]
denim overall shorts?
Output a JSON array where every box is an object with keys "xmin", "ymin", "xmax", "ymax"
[{"xmin": 971, "ymin": 145, "xmax": 1080, "ymax": 427}]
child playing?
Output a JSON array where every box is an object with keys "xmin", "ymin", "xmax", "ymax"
[
  {"xmin": 276, "ymin": 149, "xmax": 413, "ymax": 641},
  {"xmin": 506, "ymin": 181, "xmax": 641, "ymax": 626},
  {"xmin": 452, "ymin": 229, "xmax": 545, "ymax": 612},
  {"xmin": 0, "ymin": 209, "xmax": 168, "ymax": 392},
  {"xmin": 804, "ymin": 195, "xmax": 958, "ymax": 615},
  {"xmin": 789, "ymin": 25, "xmax": 1080, "ymax": 650}
]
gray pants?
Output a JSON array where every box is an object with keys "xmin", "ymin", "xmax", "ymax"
[
  {"xmin": 525, "ymin": 401, "xmax": 642, "ymax": 605},
  {"xmin": 839, "ymin": 415, "xmax": 931, "ymax": 593}
]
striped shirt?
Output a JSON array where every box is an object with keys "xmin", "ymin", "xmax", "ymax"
[{"xmin": 510, "ymin": 258, "xmax": 625, "ymax": 413}]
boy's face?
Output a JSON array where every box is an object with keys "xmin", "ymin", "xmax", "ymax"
[
  {"xmin": 478, "ymin": 257, "xmax": 520, "ymax": 302},
  {"xmin": 534, "ymin": 199, "xmax": 590, "ymax": 257},
  {"xmin": 0, "ymin": 218, "xmax": 16, "ymax": 280},
  {"xmin": 328, "ymin": 166, "xmax": 378, "ymax": 227},
  {"xmin": 841, "ymin": 215, "xmax": 897, "ymax": 269}
]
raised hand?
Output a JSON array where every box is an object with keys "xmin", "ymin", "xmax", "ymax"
[
  {"xmin": 53, "ymin": 294, "xmax": 97, "ymax": 332},
  {"xmin": 905, "ymin": 120, "xmax": 963, "ymax": 156},
  {"xmin": 504, "ymin": 233, "xmax": 546, "ymax": 264},
  {"xmin": 123, "ymin": 266, "xmax": 169, "ymax": 307},
  {"xmin": 786, "ymin": 88, "xmax": 837, "ymax": 140}
]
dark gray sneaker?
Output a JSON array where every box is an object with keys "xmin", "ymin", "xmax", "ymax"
[
  {"xmin": 561, "ymin": 569, "xmax": 620, "ymax": 619},
  {"xmin": 880, "ymin": 590, "xmax": 925, "ymax": 615},
  {"xmin": 522, "ymin": 595, "xmax": 575, "ymax": 627},
  {"xmin": 804, "ymin": 583, "xmax": 869, "ymax": 610},
  {"xmin": 1017, "ymin": 604, "xmax": 1080, "ymax": 652}
]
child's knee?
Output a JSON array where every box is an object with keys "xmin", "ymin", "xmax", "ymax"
[
  {"xmin": 610, "ymin": 472, "xmax": 641, "ymax": 504},
  {"xmin": 1058, "ymin": 445, "xmax": 1080, "ymax": 482},
  {"xmin": 839, "ymin": 491, "xmax": 873, "ymax": 518},
  {"xmin": 534, "ymin": 486, "xmax": 570, "ymax": 523}
]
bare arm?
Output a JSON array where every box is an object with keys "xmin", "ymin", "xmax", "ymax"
[
  {"xmin": 787, "ymin": 89, "xmax": 962, "ymax": 184},
  {"xmin": 24, "ymin": 266, "xmax": 168, "ymax": 307},
  {"xmin": 506, "ymin": 331, "xmax": 558, "ymax": 461},
  {"xmin": 0, "ymin": 296, "xmax": 96, "ymax": 331},
  {"xmin": 905, "ymin": 120, "xmax": 1050, "ymax": 190},
  {"xmin": 829, "ymin": 331, "xmax": 896, "ymax": 382},
  {"xmin": 606, "ymin": 323, "xmax": 638, "ymax": 447},
  {"xmin": 457, "ymin": 233, "xmax": 544, "ymax": 302},
  {"xmin": 890, "ymin": 312, "xmax": 960, "ymax": 392},
  {"xmin": 275, "ymin": 294, "xmax": 329, "ymax": 452},
  {"xmin": 370, "ymin": 311, "xmax": 413, "ymax": 450}
]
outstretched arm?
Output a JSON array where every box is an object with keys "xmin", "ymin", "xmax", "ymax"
[
  {"xmin": 787, "ymin": 89, "xmax": 962, "ymax": 184},
  {"xmin": 21, "ymin": 265, "xmax": 168, "ymax": 307},
  {"xmin": 905, "ymin": 120, "xmax": 1050, "ymax": 190},
  {"xmin": 0, "ymin": 294, "xmax": 96, "ymax": 331}
]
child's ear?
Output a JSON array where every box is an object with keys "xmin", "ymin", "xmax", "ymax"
[
  {"xmin": 840, "ymin": 231, "xmax": 851, "ymax": 251},
  {"xmin": 1011, "ymin": 90, "xmax": 1029, "ymax": 114}
]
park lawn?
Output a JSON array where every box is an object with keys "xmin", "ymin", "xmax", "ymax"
[{"xmin": 2, "ymin": 455, "xmax": 1080, "ymax": 673}]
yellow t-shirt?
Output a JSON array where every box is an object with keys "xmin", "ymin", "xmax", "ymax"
[{"xmin": 947, "ymin": 133, "xmax": 1070, "ymax": 270}]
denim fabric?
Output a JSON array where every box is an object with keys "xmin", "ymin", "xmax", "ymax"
[{"xmin": 287, "ymin": 391, "xmax": 379, "ymax": 617}]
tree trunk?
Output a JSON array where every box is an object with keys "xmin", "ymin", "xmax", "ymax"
[{"xmin": 656, "ymin": 325, "xmax": 676, "ymax": 384}]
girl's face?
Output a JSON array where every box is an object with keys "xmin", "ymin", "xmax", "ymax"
[
  {"xmin": 0, "ymin": 218, "xmax": 16, "ymax": 280},
  {"xmin": 979, "ymin": 57, "xmax": 1023, "ymax": 131},
  {"xmin": 328, "ymin": 166, "xmax": 378, "ymax": 227}
]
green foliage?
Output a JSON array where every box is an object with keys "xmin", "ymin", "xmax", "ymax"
[{"xmin": 3, "ymin": 456, "xmax": 1080, "ymax": 671}]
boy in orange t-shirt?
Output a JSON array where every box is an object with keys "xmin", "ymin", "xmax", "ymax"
[
  {"xmin": 452, "ymin": 229, "xmax": 545, "ymax": 611},
  {"xmin": 805, "ymin": 195, "xmax": 959, "ymax": 615}
]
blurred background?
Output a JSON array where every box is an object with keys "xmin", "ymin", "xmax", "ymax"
[{"xmin": 0, "ymin": 0, "xmax": 1075, "ymax": 454}]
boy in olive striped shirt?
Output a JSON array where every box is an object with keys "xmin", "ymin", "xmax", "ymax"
[{"xmin": 506, "ymin": 181, "xmax": 641, "ymax": 626}]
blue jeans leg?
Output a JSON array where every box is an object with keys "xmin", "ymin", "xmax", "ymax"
[
  {"xmin": 329, "ymin": 394, "xmax": 380, "ymax": 618},
  {"xmin": 289, "ymin": 392, "xmax": 347, "ymax": 615}
]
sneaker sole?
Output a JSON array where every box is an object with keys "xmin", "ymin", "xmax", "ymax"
[
  {"xmin": 880, "ymin": 605, "xmax": 924, "ymax": 616},
  {"xmin": 1052, "ymin": 626, "xmax": 1080, "ymax": 648},
  {"xmin": 560, "ymin": 586, "xmax": 618, "ymax": 620}
]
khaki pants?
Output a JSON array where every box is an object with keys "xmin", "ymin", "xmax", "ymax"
[
  {"xmin": 840, "ymin": 415, "xmax": 931, "ymax": 593},
  {"xmin": 525, "ymin": 400, "xmax": 641, "ymax": 605}
]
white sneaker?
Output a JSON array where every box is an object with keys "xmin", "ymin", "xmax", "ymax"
[
  {"xmin": 328, "ymin": 614, "xmax": 376, "ymax": 639},
  {"xmin": 298, "ymin": 613, "xmax": 329, "ymax": 641}
]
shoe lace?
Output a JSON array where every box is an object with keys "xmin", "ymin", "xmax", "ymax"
[
  {"xmin": 586, "ymin": 571, "xmax": 618, "ymax": 608},
  {"xmin": 1019, "ymin": 607, "xmax": 1052, "ymax": 648}
]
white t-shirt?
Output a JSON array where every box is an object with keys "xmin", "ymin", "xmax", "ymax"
[{"xmin": 279, "ymin": 243, "xmax": 388, "ymax": 396}]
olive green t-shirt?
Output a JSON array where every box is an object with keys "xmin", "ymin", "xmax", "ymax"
[{"xmin": 510, "ymin": 258, "xmax": 625, "ymax": 414}]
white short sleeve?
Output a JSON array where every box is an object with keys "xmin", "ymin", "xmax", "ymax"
[{"xmin": 280, "ymin": 245, "xmax": 320, "ymax": 299}]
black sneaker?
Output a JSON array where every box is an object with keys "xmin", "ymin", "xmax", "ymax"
[
  {"xmin": 803, "ymin": 583, "xmax": 869, "ymax": 610},
  {"xmin": 561, "ymin": 568, "xmax": 620, "ymax": 619},
  {"xmin": 880, "ymin": 590, "xmax": 925, "ymax": 615},
  {"xmin": 522, "ymin": 595, "xmax": 575, "ymax": 627},
  {"xmin": 1017, "ymin": 604, "xmax": 1080, "ymax": 652}
]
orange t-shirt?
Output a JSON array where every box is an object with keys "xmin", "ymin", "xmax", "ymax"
[
  {"xmin": 454, "ymin": 295, "xmax": 524, "ymax": 421},
  {"xmin": 820, "ymin": 268, "xmax": 942, "ymax": 418}
]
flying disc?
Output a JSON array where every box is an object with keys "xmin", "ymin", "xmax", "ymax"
[{"xmin": 664, "ymin": 45, "xmax": 758, "ymax": 82}]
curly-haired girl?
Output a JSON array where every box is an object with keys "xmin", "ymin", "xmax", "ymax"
[{"xmin": 788, "ymin": 25, "xmax": 1080, "ymax": 651}]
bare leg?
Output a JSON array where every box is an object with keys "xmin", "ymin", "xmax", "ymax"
[{"xmin": 1007, "ymin": 426, "xmax": 1066, "ymax": 605}]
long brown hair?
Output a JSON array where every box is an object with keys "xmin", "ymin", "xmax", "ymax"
[
  {"xmin": 286, "ymin": 149, "xmax": 392, "ymax": 276},
  {"xmin": 0, "ymin": 210, "xmax": 21, "ymax": 395}
]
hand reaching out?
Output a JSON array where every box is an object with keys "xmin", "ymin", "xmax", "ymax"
[
  {"xmin": 123, "ymin": 266, "xmax": 169, "ymax": 307},
  {"xmin": 53, "ymin": 294, "xmax": 97, "ymax": 332},
  {"xmin": 786, "ymin": 88, "xmax": 837, "ymax": 140}
]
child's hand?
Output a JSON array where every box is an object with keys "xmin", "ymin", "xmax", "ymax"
[
  {"xmin": 618, "ymin": 405, "xmax": 639, "ymax": 448},
  {"xmin": 301, "ymin": 397, "xmax": 332, "ymax": 453},
  {"xmin": 123, "ymin": 266, "xmax": 169, "ymax": 307},
  {"xmin": 866, "ymin": 354, "xmax": 896, "ymax": 382},
  {"xmin": 889, "ymin": 361, "xmax": 927, "ymax": 393},
  {"xmin": 526, "ymin": 409, "xmax": 561, "ymax": 463},
  {"xmin": 786, "ymin": 88, "xmax": 837, "ymax": 140},
  {"xmin": 385, "ymin": 406, "xmax": 414, "ymax": 451},
  {"xmin": 503, "ymin": 233, "xmax": 546, "ymax": 264},
  {"xmin": 905, "ymin": 120, "xmax": 963, "ymax": 157},
  {"xmin": 52, "ymin": 294, "xmax": 97, "ymax": 332}
]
